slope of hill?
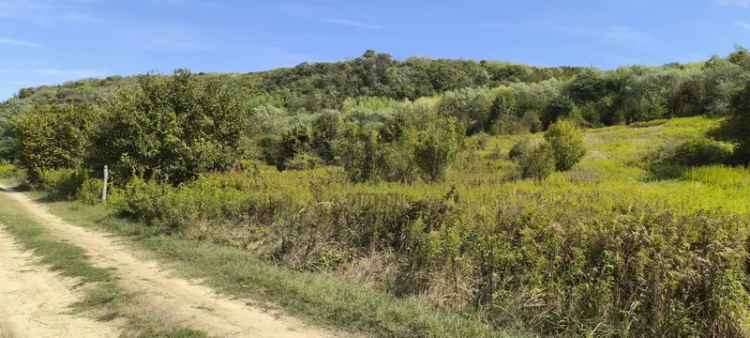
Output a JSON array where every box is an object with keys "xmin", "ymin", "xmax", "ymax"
[{"xmin": 3, "ymin": 48, "xmax": 750, "ymax": 337}]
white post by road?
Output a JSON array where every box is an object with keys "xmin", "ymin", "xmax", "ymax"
[{"xmin": 102, "ymin": 165, "xmax": 109, "ymax": 203}]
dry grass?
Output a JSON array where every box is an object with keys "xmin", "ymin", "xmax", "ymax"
[{"xmin": 336, "ymin": 251, "xmax": 400, "ymax": 289}]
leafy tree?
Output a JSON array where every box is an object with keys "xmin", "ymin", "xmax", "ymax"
[
  {"xmin": 716, "ymin": 81, "xmax": 750, "ymax": 167},
  {"xmin": 439, "ymin": 87, "xmax": 493, "ymax": 134},
  {"xmin": 274, "ymin": 124, "xmax": 312, "ymax": 170},
  {"xmin": 702, "ymin": 56, "xmax": 746, "ymax": 116},
  {"xmin": 311, "ymin": 110, "xmax": 342, "ymax": 163},
  {"xmin": 541, "ymin": 95, "xmax": 577, "ymax": 129},
  {"xmin": 487, "ymin": 89, "xmax": 522, "ymax": 134},
  {"xmin": 669, "ymin": 76, "xmax": 706, "ymax": 117},
  {"xmin": 544, "ymin": 120, "xmax": 587, "ymax": 171},
  {"xmin": 413, "ymin": 115, "xmax": 463, "ymax": 182},
  {"xmin": 565, "ymin": 69, "xmax": 610, "ymax": 103},
  {"xmin": 94, "ymin": 70, "xmax": 249, "ymax": 184},
  {"xmin": 334, "ymin": 124, "xmax": 382, "ymax": 182},
  {"xmin": 13, "ymin": 104, "xmax": 101, "ymax": 181}
]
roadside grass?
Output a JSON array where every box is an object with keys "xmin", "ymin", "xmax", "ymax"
[
  {"xmin": 0, "ymin": 190, "xmax": 209, "ymax": 338},
  {"xmin": 36, "ymin": 195, "xmax": 531, "ymax": 338}
]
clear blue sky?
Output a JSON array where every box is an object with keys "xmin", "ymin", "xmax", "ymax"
[{"xmin": 1, "ymin": 0, "xmax": 750, "ymax": 99}]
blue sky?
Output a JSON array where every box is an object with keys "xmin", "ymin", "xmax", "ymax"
[{"xmin": 1, "ymin": 0, "xmax": 750, "ymax": 99}]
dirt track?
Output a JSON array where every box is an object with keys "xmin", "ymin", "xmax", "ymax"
[
  {"xmin": 0, "ymin": 188, "xmax": 340, "ymax": 338},
  {"xmin": 0, "ymin": 228, "xmax": 120, "ymax": 338}
]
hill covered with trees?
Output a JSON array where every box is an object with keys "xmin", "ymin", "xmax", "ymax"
[{"xmin": 3, "ymin": 48, "xmax": 750, "ymax": 337}]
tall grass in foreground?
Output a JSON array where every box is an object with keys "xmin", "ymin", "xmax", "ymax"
[{"xmin": 41, "ymin": 197, "xmax": 530, "ymax": 338}]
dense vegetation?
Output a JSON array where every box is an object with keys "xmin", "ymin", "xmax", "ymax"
[{"xmin": 3, "ymin": 48, "xmax": 750, "ymax": 337}]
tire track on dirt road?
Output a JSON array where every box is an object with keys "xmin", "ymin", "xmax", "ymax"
[
  {"xmin": 0, "ymin": 228, "xmax": 120, "ymax": 338},
  {"xmin": 1, "ymin": 187, "xmax": 343, "ymax": 338}
]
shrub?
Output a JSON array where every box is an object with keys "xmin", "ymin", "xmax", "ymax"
[
  {"xmin": 471, "ymin": 204, "xmax": 750, "ymax": 337},
  {"xmin": 508, "ymin": 138, "xmax": 534, "ymax": 161},
  {"xmin": 335, "ymin": 120, "xmax": 422, "ymax": 183},
  {"xmin": 414, "ymin": 116, "xmax": 462, "ymax": 182},
  {"xmin": 311, "ymin": 111, "xmax": 342, "ymax": 164},
  {"xmin": 544, "ymin": 120, "xmax": 587, "ymax": 171},
  {"xmin": 671, "ymin": 139, "xmax": 733, "ymax": 166},
  {"xmin": 715, "ymin": 80, "xmax": 750, "ymax": 167},
  {"xmin": 541, "ymin": 95, "xmax": 577, "ymax": 129},
  {"xmin": 335, "ymin": 126, "xmax": 382, "ymax": 182},
  {"xmin": 379, "ymin": 143, "xmax": 419, "ymax": 184},
  {"xmin": 648, "ymin": 139, "xmax": 733, "ymax": 179},
  {"xmin": 0, "ymin": 163, "xmax": 17, "ymax": 179},
  {"xmin": 438, "ymin": 87, "xmax": 493, "ymax": 134},
  {"xmin": 12, "ymin": 104, "xmax": 101, "ymax": 182},
  {"xmin": 275, "ymin": 125, "xmax": 313, "ymax": 170},
  {"xmin": 286, "ymin": 152, "xmax": 322, "ymax": 170},
  {"xmin": 518, "ymin": 143, "xmax": 555, "ymax": 180},
  {"xmin": 37, "ymin": 168, "xmax": 88, "ymax": 200},
  {"xmin": 113, "ymin": 177, "xmax": 172, "ymax": 224},
  {"xmin": 77, "ymin": 178, "xmax": 104, "ymax": 205},
  {"xmin": 93, "ymin": 70, "xmax": 250, "ymax": 185},
  {"xmin": 259, "ymin": 135, "xmax": 282, "ymax": 166}
]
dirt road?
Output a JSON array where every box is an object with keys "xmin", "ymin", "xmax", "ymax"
[
  {"xmin": 0, "ymin": 188, "xmax": 340, "ymax": 338},
  {"xmin": 0, "ymin": 228, "xmax": 120, "ymax": 338}
]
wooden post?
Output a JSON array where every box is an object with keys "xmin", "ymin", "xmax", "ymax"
[{"xmin": 102, "ymin": 165, "xmax": 109, "ymax": 203}]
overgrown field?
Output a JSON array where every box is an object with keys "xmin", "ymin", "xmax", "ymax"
[
  {"xmin": 5, "ymin": 48, "xmax": 750, "ymax": 337},
  {"xmin": 24, "ymin": 116, "xmax": 750, "ymax": 338}
]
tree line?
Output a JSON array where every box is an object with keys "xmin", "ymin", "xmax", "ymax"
[{"xmin": 3, "ymin": 48, "xmax": 750, "ymax": 185}]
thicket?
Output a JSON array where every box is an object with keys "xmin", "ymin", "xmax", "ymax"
[
  {"xmin": 67, "ymin": 169, "xmax": 749, "ymax": 338},
  {"xmin": 508, "ymin": 121, "xmax": 586, "ymax": 180},
  {"xmin": 714, "ymin": 78, "xmax": 750, "ymax": 167},
  {"xmin": 12, "ymin": 104, "xmax": 101, "ymax": 182},
  {"xmin": 92, "ymin": 70, "xmax": 251, "ymax": 184}
]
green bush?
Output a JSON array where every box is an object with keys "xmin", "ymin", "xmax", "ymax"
[
  {"xmin": 286, "ymin": 152, "xmax": 322, "ymax": 170},
  {"xmin": 13, "ymin": 104, "xmax": 101, "ymax": 182},
  {"xmin": 335, "ymin": 126, "xmax": 382, "ymax": 182},
  {"xmin": 438, "ymin": 87, "xmax": 493, "ymax": 134},
  {"xmin": 544, "ymin": 120, "xmax": 587, "ymax": 171},
  {"xmin": 113, "ymin": 177, "xmax": 172, "ymax": 224},
  {"xmin": 648, "ymin": 139, "xmax": 733, "ymax": 179},
  {"xmin": 0, "ymin": 163, "xmax": 18, "ymax": 179},
  {"xmin": 77, "ymin": 178, "xmax": 104, "ymax": 205},
  {"xmin": 36, "ymin": 168, "xmax": 89, "ymax": 200},
  {"xmin": 716, "ymin": 79, "xmax": 750, "ymax": 167},
  {"xmin": 414, "ymin": 115, "xmax": 463, "ymax": 182},
  {"xmin": 93, "ymin": 70, "xmax": 250, "ymax": 185},
  {"xmin": 379, "ymin": 143, "xmax": 419, "ymax": 183},
  {"xmin": 311, "ymin": 111, "xmax": 342, "ymax": 163},
  {"xmin": 671, "ymin": 139, "xmax": 733, "ymax": 166},
  {"xmin": 274, "ymin": 125, "xmax": 313, "ymax": 170},
  {"xmin": 541, "ymin": 95, "xmax": 577, "ymax": 129},
  {"xmin": 518, "ymin": 143, "xmax": 555, "ymax": 180},
  {"xmin": 508, "ymin": 138, "xmax": 534, "ymax": 161}
]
